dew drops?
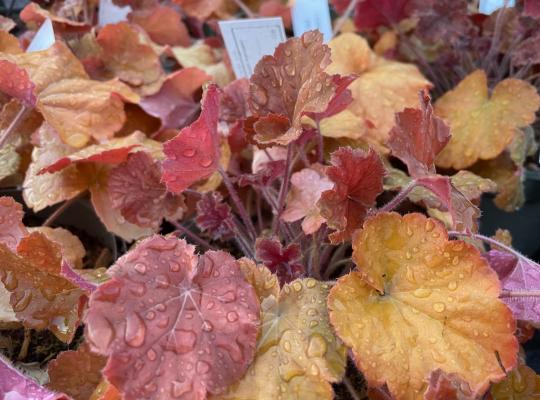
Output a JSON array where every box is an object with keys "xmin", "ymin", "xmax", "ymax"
[
  {"xmin": 226, "ymin": 311, "xmax": 239, "ymax": 322},
  {"xmin": 125, "ymin": 313, "xmax": 146, "ymax": 348},
  {"xmin": 134, "ymin": 263, "xmax": 147, "ymax": 274},
  {"xmin": 171, "ymin": 380, "xmax": 192, "ymax": 398},
  {"xmin": 196, "ymin": 360, "xmax": 210, "ymax": 374},
  {"xmin": 147, "ymin": 349, "xmax": 157, "ymax": 361},
  {"xmin": 306, "ymin": 278, "xmax": 316, "ymax": 288},
  {"xmin": 199, "ymin": 157, "xmax": 213, "ymax": 168},
  {"xmin": 413, "ymin": 288, "xmax": 432, "ymax": 298},
  {"xmin": 282, "ymin": 340, "xmax": 292, "ymax": 352},
  {"xmin": 202, "ymin": 320, "xmax": 213, "ymax": 332},
  {"xmin": 448, "ymin": 281, "xmax": 457, "ymax": 291},
  {"xmin": 433, "ymin": 302, "xmax": 445, "ymax": 313},
  {"xmin": 307, "ymin": 334, "xmax": 327, "ymax": 358},
  {"xmin": 182, "ymin": 148, "xmax": 196, "ymax": 158},
  {"xmin": 292, "ymin": 281, "xmax": 303, "ymax": 292},
  {"xmin": 13, "ymin": 290, "xmax": 32, "ymax": 312}
]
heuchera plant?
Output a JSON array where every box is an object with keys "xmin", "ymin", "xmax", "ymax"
[{"xmin": 1, "ymin": 1, "xmax": 540, "ymax": 399}]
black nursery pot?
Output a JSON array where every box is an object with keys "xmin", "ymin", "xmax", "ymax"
[{"xmin": 479, "ymin": 169, "xmax": 540, "ymax": 262}]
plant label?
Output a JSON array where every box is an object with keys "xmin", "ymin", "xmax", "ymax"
[
  {"xmin": 292, "ymin": 0, "xmax": 332, "ymax": 42},
  {"xmin": 26, "ymin": 18, "xmax": 54, "ymax": 52},
  {"xmin": 479, "ymin": 0, "xmax": 516, "ymax": 14},
  {"xmin": 219, "ymin": 17, "xmax": 286, "ymax": 79},
  {"xmin": 98, "ymin": 0, "xmax": 132, "ymax": 27}
]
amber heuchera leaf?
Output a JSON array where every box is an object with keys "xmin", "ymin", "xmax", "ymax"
[
  {"xmin": 318, "ymin": 147, "xmax": 384, "ymax": 243},
  {"xmin": 140, "ymin": 67, "xmax": 211, "ymax": 130},
  {"xmin": 388, "ymin": 91, "xmax": 450, "ymax": 177},
  {"xmin": 434, "ymin": 70, "xmax": 540, "ymax": 169},
  {"xmin": 249, "ymin": 30, "xmax": 338, "ymax": 145},
  {"xmin": 47, "ymin": 343, "xmax": 107, "ymax": 400},
  {"xmin": 282, "ymin": 167, "xmax": 333, "ymax": 235},
  {"xmin": 1, "ymin": 355, "xmax": 69, "ymax": 399},
  {"xmin": 490, "ymin": 364, "xmax": 540, "ymax": 399},
  {"xmin": 216, "ymin": 273, "xmax": 346, "ymax": 400},
  {"xmin": 29, "ymin": 226, "xmax": 86, "ymax": 269},
  {"xmin": 129, "ymin": 6, "xmax": 190, "ymax": 46},
  {"xmin": 108, "ymin": 151, "xmax": 185, "ymax": 230},
  {"xmin": 84, "ymin": 235, "xmax": 260, "ymax": 400},
  {"xmin": 96, "ymin": 22, "xmax": 163, "ymax": 95},
  {"xmin": 326, "ymin": 33, "xmax": 431, "ymax": 151},
  {"xmin": 328, "ymin": 213, "xmax": 518, "ymax": 399},
  {"xmin": 0, "ymin": 196, "xmax": 28, "ymax": 251},
  {"xmin": 162, "ymin": 84, "xmax": 221, "ymax": 194},
  {"xmin": 0, "ymin": 232, "xmax": 85, "ymax": 342}
]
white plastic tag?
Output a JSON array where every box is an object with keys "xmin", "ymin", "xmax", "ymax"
[
  {"xmin": 219, "ymin": 17, "xmax": 286, "ymax": 79},
  {"xmin": 26, "ymin": 18, "xmax": 55, "ymax": 52},
  {"xmin": 98, "ymin": 0, "xmax": 132, "ymax": 27},
  {"xmin": 292, "ymin": 0, "xmax": 332, "ymax": 42},
  {"xmin": 479, "ymin": 0, "xmax": 516, "ymax": 14}
]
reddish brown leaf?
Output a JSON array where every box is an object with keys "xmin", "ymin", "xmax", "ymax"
[
  {"xmin": 0, "ymin": 232, "xmax": 85, "ymax": 342},
  {"xmin": 129, "ymin": 6, "xmax": 190, "ymax": 46},
  {"xmin": 0, "ymin": 60, "xmax": 37, "ymax": 106},
  {"xmin": 195, "ymin": 191, "xmax": 234, "ymax": 240},
  {"xmin": 47, "ymin": 343, "xmax": 107, "ymax": 400},
  {"xmin": 352, "ymin": 0, "xmax": 413, "ymax": 31},
  {"xmin": 84, "ymin": 235, "xmax": 260, "ymax": 400},
  {"xmin": 304, "ymin": 74, "xmax": 356, "ymax": 122},
  {"xmin": 220, "ymin": 78, "xmax": 251, "ymax": 151},
  {"xmin": 249, "ymin": 31, "xmax": 337, "ymax": 145},
  {"xmin": 173, "ymin": 0, "xmax": 222, "ymax": 20},
  {"xmin": 140, "ymin": 67, "xmax": 211, "ymax": 130},
  {"xmin": 259, "ymin": 0, "xmax": 292, "ymax": 29},
  {"xmin": 255, "ymin": 237, "xmax": 304, "ymax": 285},
  {"xmin": 20, "ymin": 2, "xmax": 91, "ymax": 34},
  {"xmin": 162, "ymin": 84, "xmax": 221, "ymax": 194},
  {"xmin": 318, "ymin": 147, "xmax": 385, "ymax": 243},
  {"xmin": 0, "ymin": 196, "xmax": 28, "ymax": 251},
  {"xmin": 108, "ymin": 151, "xmax": 185, "ymax": 230},
  {"xmin": 423, "ymin": 369, "xmax": 475, "ymax": 400},
  {"xmin": 388, "ymin": 91, "xmax": 451, "ymax": 177}
]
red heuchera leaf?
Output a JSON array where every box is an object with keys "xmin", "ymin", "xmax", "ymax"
[
  {"xmin": 84, "ymin": 235, "xmax": 260, "ymax": 400},
  {"xmin": 140, "ymin": 68, "xmax": 211, "ymax": 130},
  {"xmin": 20, "ymin": 2, "xmax": 91, "ymax": 33},
  {"xmin": 0, "ymin": 196, "xmax": 28, "ymax": 251},
  {"xmin": 0, "ymin": 60, "xmax": 37, "ymax": 107},
  {"xmin": 128, "ymin": 6, "xmax": 190, "ymax": 46},
  {"xmin": 249, "ymin": 31, "xmax": 338, "ymax": 145},
  {"xmin": 195, "ymin": 191, "xmax": 234, "ymax": 240},
  {"xmin": 255, "ymin": 237, "xmax": 304, "ymax": 285},
  {"xmin": 423, "ymin": 369, "xmax": 475, "ymax": 400},
  {"xmin": 525, "ymin": 0, "xmax": 540, "ymax": 17},
  {"xmin": 0, "ymin": 232, "xmax": 85, "ymax": 342},
  {"xmin": 47, "ymin": 343, "xmax": 107, "ymax": 400},
  {"xmin": 220, "ymin": 78, "xmax": 251, "ymax": 152},
  {"xmin": 162, "ymin": 84, "xmax": 221, "ymax": 194},
  {"xmin": 318, "ymin": 147, "xmax": 385, "ymax": 243},
  {"xmin": 108, "ymin": 151, "xmax": 185, "ymax": 230},
  {"xmin": 353, "ymin": 0, "xmax": 413, "ymax": 31},
  {"xmin": 304, "ymin": 74, "xmax": 356, "ymax": 122},
  {"xmin": 416, "ymin": 175, "xmax": 480, "ymax": 232},
  {"xmin": 259, "ymin": 0, "xmax": 292, "ymax": 28},
  {"xmin": 388, "ymin": 91, "xmax": 451, "ymax": 177},
  {"xmin": 0, "ymin": 355, "xmax": 69, "ymax": 400}
]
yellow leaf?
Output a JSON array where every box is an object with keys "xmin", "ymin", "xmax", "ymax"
[
  {"xmin": 435, "ymin": 70, "xmax": 540, "ymax": 169},
  {"xmin": 328, "ymin": 212, "xmax": 518, "ymax": 400}
]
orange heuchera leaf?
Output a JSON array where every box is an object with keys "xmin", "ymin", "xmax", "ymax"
[
  {"xmin": 490, "ymin": 364, "xmax": 540, "ymax": 399},
  {"xmin": 162, "ymin": 84, "xmax": 221, "ymax": 194},
  {"xmin": 20, "ymin": 2, "xmax": 91, "ymax": 33},
  {"xmin": 0, "ymin": 196, "xmax": 28, "ymax": 251},
  {"xmin": 216, "ymin": 269, "xmax": 346, "ymax": 400},
  {"xmin": 0, "ymin": 31, "xmax": 22, "ymax": 53},
  {"xmin": 249, "ymin": 30, "xmax": 337, "ymax": 145},
  {"xmin": 96, "ymin": 22, "xmax": 164, "ymax": 95},
  {"xmin": 129, "ymin": 6, "xmax": 190, "ymax": 46},
  {"xmin": 0, "ymin": 15, "xmax": 16, "ymax": 31},
  {"xmin": 282, "ymin": 166, "xmax": 333, "ymax": 235},
  {"xmin": 0, "ymin": 60, "xmax": 36, "ymax": 106},
  {"xmin": 328, "ymin": 213, "xmax": 518, "ymax": 399},
  {"xmin": 434, "ymin": 70, "xmax": 540, "ymax": 169},
  {"xmin": 47, "ymin": 343, "xmax": 107, "ymax": 400},
  {"xmin": 173, "ymin": 0, "xmax": 222, "ymax": 20},
  {"xmin": 28, "ymin": 226, "xmax": 85, "ymax": 269},
  {"xmin": 90, "ymin": 380, "xmax": 121, "ymax": 400},
  {"xmin": 84, "ymin": 235, "xmax": 260, "ymax": 400},
  {"xmin": 108, "ymin": 151, "xmax": 185, "ymax": 230},
  {"xmin": 140, "ymin": 67, "xmax": 211, "ymax": 129},
  {"xmin": 388, "ymin": 91, "xmax": 450, "ymax": 177},
  {"xmin": 326, "ymin": 33, "xmax": 431, "ymax": 151},
  {"xmin": 318, "ymin": 147, "xmax": 385, "ymax": 243},
  {"xmin": 0, "ymin": 232, "xmax": 85, "ymax": 342}
]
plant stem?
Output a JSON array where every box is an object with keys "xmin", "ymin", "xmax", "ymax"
[
  {"xmin": 333, "ymin": 0, "xmax": 358, "ymax": 36},
  {"xmin": 17, "ymin": 329, "xmax": 31, "ymax": 361},
  {"xmin": 316, "ymin": 120, "xmax": 324, "ymax": 163},
  {"xmin": 501, "ymin": 290, "xmax": 540, "ymax": 297},
  {"xmin": 448, "ymin": 231, "xmax": 525, "ymax": 261},
  {"xmin": 43, "ymin": 191, "xmax": 86, "ymax": 227},
  {"xmin": 272, "ymin": 144, "xmax": 293, "ymax": 236},
  {"xmin": 378, "ymin": 181, "xmax": 416, "ymax": 213},
  {"xmin": 0, "ymin": 105, "xmax": 30, "ymax": 149},
  {"xmin": 171, "ymin": 221, "xmax": 215, "ymax": 251},
  {"xmin": 343, "ymin": 376, "xmax": 362, "ymax": 400},
  {"xmin": 219, "ymin": 167, "xmax": 257, "ymax": 241},
  {"xmin": 231, "ymin": 0, "xmax": 255, "ymax": 18}
]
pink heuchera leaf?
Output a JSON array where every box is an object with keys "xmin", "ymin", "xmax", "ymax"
[
  {"xmin": 108, "ymin": 151, "xmax": 185, "ymax": 230},
  {"xmin": 282, "ymin": 167, "xmax": 333, "ymax": 235},
  {"xmin": 0, "ymin": 355, "xmax": 69, "ymax": 400},
  {"xmin": 255, "ymin": 237, "xmax": 304, "ymax": 285},
  {"xmin": 0, "ymin": 60, "xmax": 37, "ymax": 107},
  {"xmin": 388, "ymin": 91, "xmax": 450, "ymax": 177},
  {"xmin": 0, "ymin": 196, "xmax": 28, "ymax": 251},
  {"xmin": 195, "ymin": 191, "xmax": 234, "ymax": 240},
  {"xmin": 140, "ymin": 68, "xmax": 211, "ymax": 130},
  {"xmin": 318, "ymin": 147, "xmax": 385, "ymax": 243},
  {"xmin": 162, "ymin": 84, "xmax": 221, "ymax": 194},
  {"xmin": 484, "ymin": 250, "xmax": 517, "ymax": 281},
  {"xmin": 84, "ymin": 235, "xmax": 260, "ymax": 400}
]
